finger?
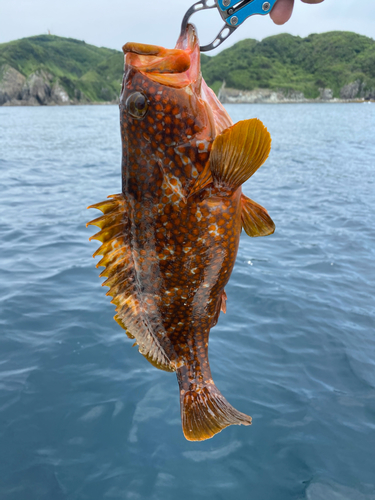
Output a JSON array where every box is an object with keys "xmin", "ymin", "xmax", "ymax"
[
  {"xmin": 269, "ymin": 0, "xmax": 295, "ymax": 25},
  {"xmin": 301, "ymin": 0, "xmax": 324, "ymax": 3}
]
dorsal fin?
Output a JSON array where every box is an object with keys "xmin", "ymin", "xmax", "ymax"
[
  {"xmin": 209, "ymin": 119, "xmax": 271, "ymax": 190},
  {"xmin": 87, "ymin": 194, "xmax": 174, "ymax": 372}
]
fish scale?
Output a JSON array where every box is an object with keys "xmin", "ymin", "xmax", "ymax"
[{"xmin": 88, "ymin": 24, "xmax": 275, "ymax": 441}]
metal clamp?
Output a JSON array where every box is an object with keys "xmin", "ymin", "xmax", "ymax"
[{"xmin": 181, "ymin": 0, "xmax": 278, "ymax": 52}]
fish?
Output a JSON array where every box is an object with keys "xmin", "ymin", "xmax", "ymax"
[{"xmin": 87, "ymin": 24, "xmax": 275, "ymax": 441}]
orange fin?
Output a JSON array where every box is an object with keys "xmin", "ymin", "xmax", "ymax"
[
  {"xmin": 180, "ymin": 382, "xmax": 252, "ymax": 441},
  {"xmin": 88, "ymin": 193, "xmax": 174, "ymax": 373},
  {"xmin": 87, "ymin": 194, "xmax": 124, "ymax": 216},
  {"xmin": 221, "ymin": 289, "xmax": 227, "ymax": 313},
  {"xmin": 187, "ymin": 162, "xmax": 213, "ymax": 198},
  {"xmin": 241, "ymin": 194, "xmax": 275, "ymax": 237},
  {"xmin": 212, "ymin": 289, "xmax": 227, "ymax": 328},
  {"xmin": 209, "ymin": 118, "xmax": 271, "ymax": 190}
]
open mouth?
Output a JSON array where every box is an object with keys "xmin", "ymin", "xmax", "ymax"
[{"xmin": 122, "ymin": 24, "xmax": 200, "ymax": 88}]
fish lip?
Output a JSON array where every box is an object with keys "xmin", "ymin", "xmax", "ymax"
[
  {"xmin": 123, "ymin": 24, "xmax": 200, "ymax": 88},
  {"xmin": 122, "ymin": 43, "xmax": 162, "ymax": 56},
  {"xmin": 175, "ymin": 23, "xmax": 199, "ymax": 52},
  {"xmin": 122, "ymin": 24, "xmax": 198, "ymax": 59},
  {"xmin": 174, "ymin": 23, "xmax": 201, "ymax": 87}
]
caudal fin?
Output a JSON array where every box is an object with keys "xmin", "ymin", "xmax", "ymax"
[{"xmin": 180, "ymin": 383, "xmax": 252, "ymax": 441}]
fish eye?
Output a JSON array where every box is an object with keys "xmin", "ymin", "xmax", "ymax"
[{"xmin": 126, "ymin": 92, "xmax": 149, "ymax": 119}]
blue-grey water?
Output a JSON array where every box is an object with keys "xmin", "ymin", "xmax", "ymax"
[{"xmin": 0, "ymin": 103, "xmax": 374, "ymax": 500}]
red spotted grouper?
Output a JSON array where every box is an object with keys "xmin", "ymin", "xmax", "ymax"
[{"xmin": 88, "ymin": 24, "xmax": 275, "ymax": 441}]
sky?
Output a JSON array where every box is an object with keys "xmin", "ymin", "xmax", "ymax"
[{"xmin": 0, "ymin": 0, "xmax": 374, "ymax": 54}]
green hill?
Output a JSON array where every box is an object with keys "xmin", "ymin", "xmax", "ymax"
[
  {"xmin": 0, "ymin": 31, "xmax": 374, "ymax": 105},
  {"xmin": 200, "ymin": 31, "xmax": 375, "ymax": 98},
  {"xmin": 0, "ymin": 35, "xmax": 124, "ymax": 104}
]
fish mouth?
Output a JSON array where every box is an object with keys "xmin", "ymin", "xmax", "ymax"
[{"xmin": 123, "ymin": 24, "xmax": 200, "ymax": 88}]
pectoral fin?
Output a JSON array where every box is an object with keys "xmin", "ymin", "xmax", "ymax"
[
  {"xmin": 209, "ymin": 119, "xmax": 271, "ymax": 190},
  {"xmin": 241, "ymin": 194, "xmax": 275, "ymax": 237},
  {"xmin": 188, "ymin": 162, "xmax": 213, "ymax": 198}
]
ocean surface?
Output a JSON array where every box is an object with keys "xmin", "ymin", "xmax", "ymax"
[{"xmin": 0, "ymin": 103, "xmax": 374, "ymax": 500}]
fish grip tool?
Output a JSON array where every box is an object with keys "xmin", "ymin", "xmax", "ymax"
[{"xmin": 181, "ymin": 0, "xmax": 278, "ymax": 51}]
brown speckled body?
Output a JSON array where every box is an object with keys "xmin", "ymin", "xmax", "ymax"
[
  {"xmin": 88, "ymin": 25, "xmax": 273, "ymax": 440},
  {"xmin": 120, "ymin": 68, "xmax": 241, "ymax": 390}
]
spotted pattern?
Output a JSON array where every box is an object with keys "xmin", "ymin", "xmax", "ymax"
[
  {"xmin": 89, "ymin": 47, "xmax": 252, "ymax": 440},
  {"xmin": 119, "ymin": 68, "xmax": 243, "ymax": 375}
]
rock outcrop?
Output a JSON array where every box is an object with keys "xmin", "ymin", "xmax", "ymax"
[
  {"xmin": 340, "ymin": 80, "xmax": 375, "ymax": 100},
  {"xmin": 340, "ymin": 80, "xmax": 362, "ymax": 100},
  {"xmin": 217, "ymin": 83, "xmax": 307, "ymax": 104},
  {"xmin": 0, "ymin": 65, "xmax": 26, "ymax": 105},
  {"xmin": 0, "ymin": 65, "xmax": 77, "ymax": 106},
  {"xmin": 50, "ymin": 81, "xmax": 70, "ymax": 104},
  {"xmin": 217, "ymin": 81, "xmax": 375, "ymax": 104},
  {"xmin": 319, "ymin": 88, "xmax": 334, "ymax": 101},
  {"xmin": 1, "ymin": 64, "xmax": 374, "ymax": 106}
]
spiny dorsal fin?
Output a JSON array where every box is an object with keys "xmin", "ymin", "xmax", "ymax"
[
  {"xmin": 209, "ymin": 119, "xmax": 271, "ymax": 190},
  {"xmin": 241, "ymin": 194, "xmax": 275, "ymax": 237},
  {"xmin": 87, "ymin": 193, "xmax": 174, "ymax": 372},
  {"xmin": 87, "ymin": 194, "xmax": 124, "ymax": 215}
]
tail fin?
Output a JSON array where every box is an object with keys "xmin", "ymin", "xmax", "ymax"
[{"xmin": 180, "ymin": 383, "xmax": 252, "ymax": 441}]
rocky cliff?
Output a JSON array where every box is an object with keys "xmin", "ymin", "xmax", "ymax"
[
  {"xmin": 217, "ymin": 81, "xmax": 375, "ymax": 104},
  {"xmin": 0, "ymin": 64, "xmax": 118, "ymax": 106},
  {"xmin": 0, "ymin": 65, "xmax": 73, "ymax": 106},
  {"xmin": 0, "ymin": 35, "xmax": 122, "ymax": 106},
  {"xmin": 1, "ymin": 32, "xmax": 375, "ymax": 106}
]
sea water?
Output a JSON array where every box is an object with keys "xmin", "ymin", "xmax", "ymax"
[{"xmin": 0, "ymin": 103, "xmax": 374, "ymax": 500}]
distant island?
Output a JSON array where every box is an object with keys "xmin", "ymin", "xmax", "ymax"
[{"xmin": 1, "ymin": 31, "xmax": 374, "ymax": 106}]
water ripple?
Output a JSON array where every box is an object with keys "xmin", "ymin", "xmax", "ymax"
[{"xmin": 0, "ymin": 104, "xmax": 374, "ymax": 500}]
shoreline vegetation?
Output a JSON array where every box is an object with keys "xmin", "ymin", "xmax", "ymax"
[{"xmin": 1, "ymin": 32, "xmax": 374, "ymax": 106}]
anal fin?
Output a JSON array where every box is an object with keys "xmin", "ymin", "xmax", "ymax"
[{"xmin": 211, "ymin": 289, "xmax": 227, "ymax": 328}]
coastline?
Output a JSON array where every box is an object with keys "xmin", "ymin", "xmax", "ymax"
[
  {"xmin": 217, "ymin": 84, "xmax": 375, "ymax": 105},
  {"xmin": 1, "ymin": 70, "xmax": 374, "ymax": 107},
  {"xmin": 2, "ymin": 32, "xmax": 375, "ymax": 108},
  {"xmin": 1, "ymin": 98, "xmax": 373, "ymax": 107},
  {"xmin": 1, "ymin": 93, "xmax": 374, "ymax": 107}
]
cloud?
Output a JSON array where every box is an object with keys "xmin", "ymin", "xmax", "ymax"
[{"xmin": 0, "ymin": 0, "xmax": 374, "ymax": 53}]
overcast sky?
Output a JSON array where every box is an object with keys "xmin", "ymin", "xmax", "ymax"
[{"xmin": 1, "ymin": 0, "xmax": 374, "ymax": 54}]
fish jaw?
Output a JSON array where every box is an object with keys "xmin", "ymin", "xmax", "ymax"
[
  {"xmin": 120, "ymin": 24, "xmax": 232, "ymax": 200},
  {"xmin": 120, "ymin": 26, "xmax": 217, "ymax": 199},
  {"xmin": 122, "ymin": 24, "xmax": 232, "ymax": 134},
  {"xmin": 123, "ymin": 24, "xmax": 200, "ymax": 89}
]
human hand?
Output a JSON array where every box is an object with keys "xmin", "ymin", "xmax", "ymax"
[{"xmin": 270, "ymin": 0, "xmax": 324, "ymax": 25}]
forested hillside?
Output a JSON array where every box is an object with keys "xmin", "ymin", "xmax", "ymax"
[
  {"xmin": 1, "ymin": 31, "xmax": 374, "ymax": 105},
  {"xmin": 201, "ymin": 31, "xmax": 375, "ymax": 99}
]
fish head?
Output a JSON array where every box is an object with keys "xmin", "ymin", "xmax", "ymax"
[{"xmin": 120, "ymin": 25, "xmax": 232, "ymax": 193}]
